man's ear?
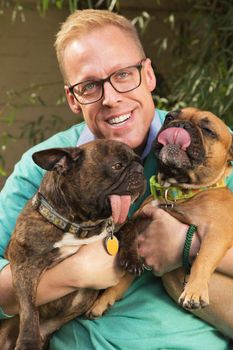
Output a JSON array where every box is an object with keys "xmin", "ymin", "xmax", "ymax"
[
  {"xmin": 143, "ymin": 58, "xmax": 156, "ymax": 92},
  {"xmin": 64, "ymin": 85, "xmax": 82, "ymax": 115},
  {"xmin": 32, "ymin": 147, "xmax": 83, "ymax": 174}
]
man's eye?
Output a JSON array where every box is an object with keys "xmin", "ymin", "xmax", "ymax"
[
  {"xmin": 82, "ymin": 82, "xmax": 97, "ymax": 94},
  {"xmin": 115, "ymin": 71, "xmax": 129, "ymax": 79},
  {"xmin": 75, "ymin": 82, "xmax": 98, "ymax": 96}
]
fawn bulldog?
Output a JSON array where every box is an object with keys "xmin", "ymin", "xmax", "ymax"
[
  {"xmin": 89, "ymin": 107, "xmax": 233, "ymax": 339},
  {"xmin": 151, "ymin": 107, "xmax": 233, "ymax": 338},
  {"xmin": 0, "ymin": 139, "xmax": 146, "ymax": 350},
  {"xmin": 149, "ymin": 107, "xmax": 233, "ymax": 307}
]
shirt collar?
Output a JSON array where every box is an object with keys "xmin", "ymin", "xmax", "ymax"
[
  {"xmin": 76, "ymin": 110, "xmax": 161, "ymax": 159},
  {"xmin": 141, "ymin": 110, "xmax": 162, "ymax": 159},
  {"xmin": 76, "ymin": 125, "xmax": 96, "ymax": 147}
]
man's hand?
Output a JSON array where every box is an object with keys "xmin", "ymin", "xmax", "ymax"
[
  {"xmin": 66, "ymin": 240, "xmax": 125, "ymax": 290},
  {"xmin": 137, "ymin": 203, "xmax": 200, "ymax": 276},
  {"xmin": 0, "ymin": 240, "xmax": 124, "ymax": 316}
]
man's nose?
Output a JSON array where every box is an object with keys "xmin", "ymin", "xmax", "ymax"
[{"xmin": 102, "ymin": 81, "xmax": 122, "ymax": 106}]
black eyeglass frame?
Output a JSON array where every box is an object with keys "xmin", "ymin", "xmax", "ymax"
[{"xmin": 68, "ymin": 58, "xmax": 146, "ymax": 105}]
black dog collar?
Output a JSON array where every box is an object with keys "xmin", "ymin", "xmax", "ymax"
[{"xmin": 32, "ymin": 192, "xmax": 112, "ymax": 237}]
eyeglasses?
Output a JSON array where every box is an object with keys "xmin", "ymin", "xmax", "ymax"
[{"xmin": 68, "ymin": 59, "xmax": 146, "ymax": 105}]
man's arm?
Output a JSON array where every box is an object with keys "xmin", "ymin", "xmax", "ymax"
[
  {"xmin": 137, "ymin": 205, "xmax": 233, "ymax": 339},
  {"xmin": 137, "ymin": 204, "xmax": 233, "ymax": 277},
  {"xmin": 0, "ymin": 241, "xmax": 124, "ymax": 316}
]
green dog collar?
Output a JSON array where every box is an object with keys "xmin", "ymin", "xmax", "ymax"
[{"xmin": 150, "ymin": 175, "xmax": 226, "ymax": 202}]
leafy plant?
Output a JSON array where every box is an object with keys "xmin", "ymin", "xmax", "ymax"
[
  {"xmin": 0, "ymin": 0, "xmax": 121, "ymax": 20},
  {"xmin": 20, "ymin": 114, "xmax": 64, "ymax": 146},
  {"xmin": 154, "ymin": 0, "xmax": 233, "ymax": 127},
  {"xmin": 0, "ymin": 81, "xmax": 71, "ymax": 176}
]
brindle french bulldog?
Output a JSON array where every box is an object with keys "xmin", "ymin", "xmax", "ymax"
[{"xmin": 0, "ymin": 139, "xmax": 145, "ymax": 350}]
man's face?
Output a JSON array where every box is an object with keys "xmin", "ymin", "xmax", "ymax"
[{"xmin": 64, "ymin": 25, "xmax": 156, "ymax": 153}]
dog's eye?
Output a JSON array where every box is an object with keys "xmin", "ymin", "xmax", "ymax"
[
  {"xmin": 201, "ymin": 126, "xmax": 217, "ymax": 138},
  {"xmin": 112, "ymin": 162, "xmax": 123, "ymax": 171},
  {"xmin": 165, "ymin": 113, "xmax": 175, "ymax": 123}
]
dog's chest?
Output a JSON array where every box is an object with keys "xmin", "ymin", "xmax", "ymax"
[{"xmin": 53, "ymin": 227, "xmax": 109, "ymax": 260}]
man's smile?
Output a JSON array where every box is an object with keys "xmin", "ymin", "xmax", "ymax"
[{"xmin": 107, "ymin": 112, "xmax": 132, "ymax": 126}]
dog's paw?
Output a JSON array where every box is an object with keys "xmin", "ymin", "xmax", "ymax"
[
  {"xmin": 118, "ymin": 250, "xmax": 144, "ymax": 276},
  {"xmin": 85, "ymin": 293, "xmax": 116, "ymax": 320},
  {"xmin": 85, "ymin": 301, "xmax": 108, "ymax": 320},
  {"xmin": 178, "ymin": 283, "xmax": 209, "ymax": 310}
]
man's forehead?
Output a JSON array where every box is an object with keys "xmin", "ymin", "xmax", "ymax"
[
  {"xmin": 65, "ymin": 55, "xmax": 142, "ymax": 84},
  {"xmin": 63, "ymin": 27, "xmax": 142, "ymax": 80}
]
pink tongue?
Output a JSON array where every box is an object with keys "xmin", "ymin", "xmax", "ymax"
[
  {"xmin": 109, "ymin": 195, "xmax": 131, "ymax": 225},
  {"xmin": 158, "ymin": 127, "xmax": 191, "ymax": 150}
]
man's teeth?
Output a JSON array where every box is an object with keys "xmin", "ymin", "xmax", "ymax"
[{"xmin": 108, "ymin": 113, "xmax": 131, "ymax": 125}]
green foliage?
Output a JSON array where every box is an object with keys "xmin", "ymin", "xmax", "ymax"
[
  {"xmin": 154, "ymin": 0, "xmax": 233, "ymax": 127},
  {"xmin": 20, "ymin": 114, "xmax": 64, "ymax": 145},
  {"xmin": 132, "ymin": 11, "xmax": 152, "ymax": 36},
  {"xmin": 0, "ymin": 0, "xmax": 120, "ymax": 19},
  {"xmin": 67, "ymin": 0, "xmax": 120, "ymax": 13},
  {"xmin": 0, "ymin": 81, "xmax": 69, "ymax": 177},
  {"xmin": 0, "ymin": 133, "xmax": 14, "ymax": 176}
]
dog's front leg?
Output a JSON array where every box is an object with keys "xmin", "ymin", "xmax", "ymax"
[
  {"xmin": 117, "ymin": 218, "xmax": 148, "ymax": 276},
  {"xmin": 179, "ymin": 226, "xmax": 233, "ymax": 310},
  {"xmin": 86, "ymin": 273, "xmax": 135, "ymax": 319},
  {"xmin": 11, "ymin": 261, "xmax": 44, "ymax": 350},
  {"xmin": 85, "ymin": 219, "xmax": 145, "ymax": 319}
]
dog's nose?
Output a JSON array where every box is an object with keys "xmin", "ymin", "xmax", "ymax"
[
  {"xmin": 173, "ymin": 121, "xmax": 192, "ymax": 130},
  {"xmin": 176, "ymin": 121, "xmax": 186, "ymax": 128},
  {"xmin": 133, "ymin": 161, "xmax": 144, "ymax": 175}
]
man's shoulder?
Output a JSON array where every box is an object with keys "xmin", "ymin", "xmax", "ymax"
[
  {"xmin": 20, "ymin": 121, "xmax": 86, "ymax": 165},
  {"xmin": 227, "ymin": 166, "xmax": 233, "ymax": 191},
  {"xmin": 27, "ymin": 121, "xmax": 86, "ymax": 154},
  {"xmin": 5, "ymin": 121, "xmax": 87, "ymax": 188}
]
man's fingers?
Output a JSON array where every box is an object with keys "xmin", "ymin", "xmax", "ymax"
[{"xmin": 139, "ymin": 203, "xmax": 165, "ymax": 220}]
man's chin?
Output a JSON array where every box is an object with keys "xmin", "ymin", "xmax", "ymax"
[
  {"xmin": 111, "ymin": 137, "xmax": 145, "ymax": 155},
  {"xmin": 98, "ymin": 127, "xmax": 145, "ymax": 152}
]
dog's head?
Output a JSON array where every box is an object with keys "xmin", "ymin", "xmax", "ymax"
[
  {"xmin": 154, "ymin": 107, "xmax": 233, "ymax": 187},
  {"xmin": 32, "ymin": 140, "xmax": 145, "ymax": 224}
]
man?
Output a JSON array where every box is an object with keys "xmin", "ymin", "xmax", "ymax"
[{"xmin": 0, "ymin": 9, "xmax": 233, "ymax": 349}]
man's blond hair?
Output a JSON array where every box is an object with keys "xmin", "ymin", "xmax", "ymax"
[{"xmin": 55, "ymin": 9, "xmax": 145, "ymax": 81}]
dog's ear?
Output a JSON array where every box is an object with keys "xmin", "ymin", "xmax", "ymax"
[{"xmin": 32, "ymin": 147, "xmax": 83, "ymax": 174}]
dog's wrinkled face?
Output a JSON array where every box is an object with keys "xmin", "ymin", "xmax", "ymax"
[
  {"xmin": 33, "ymin": 140, "xmax": 146, "ymax": 224},
  {"xmin": 154, "ymin": 107, "xmax": 233, "ymax": 187}
]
